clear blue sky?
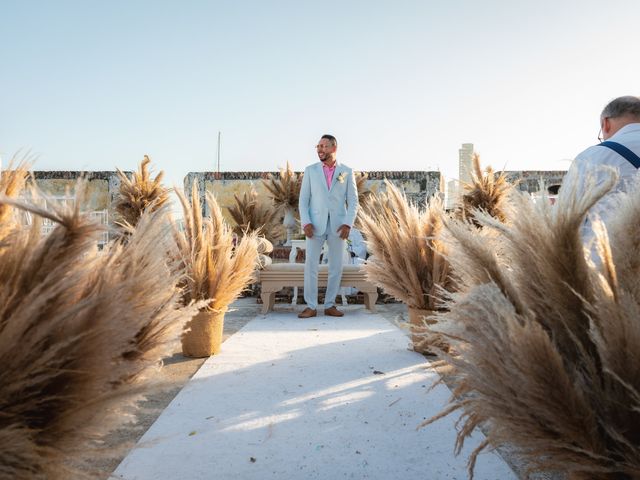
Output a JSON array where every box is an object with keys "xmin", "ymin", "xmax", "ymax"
[{"xmin": 2, "ymin": 0, "xmax": 640, "ymax": 188}]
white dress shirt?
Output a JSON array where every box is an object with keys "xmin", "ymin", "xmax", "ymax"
[{"xmin": 565, "ymin": 122, "xmax": 640, "ymax": 244}]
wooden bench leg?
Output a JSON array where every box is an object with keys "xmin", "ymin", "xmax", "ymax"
[
  {"xmin": 261, "ymin": 292, "xmax": 269, "ymax": 314},
  {"xmin": 364, "ymin": 291, "xmax": 378, "ymax": 312},
  {"xmin": 268, "ymin": 292, "xmax": 276, "ymax": 312},
  {"xmin": 261, "ymin": 291, "xmax": 276, "ymax": 314}
]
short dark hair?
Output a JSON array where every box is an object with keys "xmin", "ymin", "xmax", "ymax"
[
  {"xmin": 601, "ymin": 96, "xmax": 640, "ymax": 120},
  {"xmin": 321, "ymin": 134, "xmax": 337, "ymax": 147}
]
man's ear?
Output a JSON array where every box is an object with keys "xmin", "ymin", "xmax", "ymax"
[{"xmin": 602, "ymin": 117, "xmax": 611, "ymax": 136}]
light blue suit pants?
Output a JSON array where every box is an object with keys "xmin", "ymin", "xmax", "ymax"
[{"xmin": 304, "ymin": 217, "xmax": 345, "ymax": 310}]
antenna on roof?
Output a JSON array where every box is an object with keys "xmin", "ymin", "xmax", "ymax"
[{"xmin": 216, "ymin": 131, "xmax": 221, "ymax": 179}]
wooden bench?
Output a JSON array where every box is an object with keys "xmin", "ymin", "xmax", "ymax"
[{"xmin": 258, "ymin": 263, "xmax": 378, "ymax": 314}]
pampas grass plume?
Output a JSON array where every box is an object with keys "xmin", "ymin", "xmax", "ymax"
[
  {"xmin": 226, "ymin": 186, "xmax": 284, "ymax": 244},
  {"xmin": 0, "ymin": 155, "xmax": 31, "ymax": 239},
  {"xmin": 423, "ymin": 167, "xmax": 640, "ymax": 479},
  {"xmin": 115, "ymin": 155, "xmax": 170, "ymax": 229},
  {"xmin": 262, "ymin": 161, "xmax": 303, "ymax": 212},
  {"xmin": 174, "ymin": 180, "xmax": 260, "ymax": 313},
  {"xmin": 0, "ymin": 186, "xmax": 190, "ymax": 479},
  {"xmin": 458, "ymin": 154, "xmax": 512, "ymax": 226},
  {"xmin": 359, "ymin": 179, "xmax": 450, "ymax": 310}
]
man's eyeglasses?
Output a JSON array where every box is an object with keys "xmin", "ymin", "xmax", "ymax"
[{"xmin": 598, "ymin": 117, "xmax": 608, "ymax": 143}]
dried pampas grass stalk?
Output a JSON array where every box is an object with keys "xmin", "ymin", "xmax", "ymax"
[
  {"xmin": 0, "ymin": 185, "xmax": 190, "ymax": 479},
  {"xmin": 359, "ymin": 180, "xmax": 452, "ymax": 354},
  {"xmin": 115, "ymin": 155, "xmax": 170, "ymax": 229},
  {"xmin": 353, "ymin": 172, "xmax": 374, "ymax": 229},
  {"xmin": 355, "ymin": 171, "xmax": 373, "ymax": 211},
  {"xmin": 226, "ymin": 186, "xmax": 284, "ymax": 244},
  {"xmin": 0, "ymin": 155, "xmax": 31, "ymax": 239},
  {"xmin": 423, "ymin": 167, "xmax": 640, "ymax": 479},
  {"xmin": 262, "ymin": 161, "xmax": 303, "ymax": 212},
  {"xmin": 359, "ymin": 179, "xmax": 450, "ymax": 311},
  {"xmin": 458, "ymin": 153, "xmax": 512, "ymax": 226},
  {"xmin": 599, "ymin": 177, "xmax": 640, "ymax": 306},
  {"xmin": 174, "ymin": 181, "xmax": 260, "ymax": 313}
]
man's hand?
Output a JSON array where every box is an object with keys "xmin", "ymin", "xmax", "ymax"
[
  {"xmin": 337, "ymin": 224, "xmax": 351, "ymax": 240},
  {"xmin": 303, "ymin": 223, "xmax": 314, "ymax": 238}
]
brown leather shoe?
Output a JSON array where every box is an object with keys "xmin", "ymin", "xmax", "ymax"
[
  {"xmin": 324, "ymin": 306, "xmax": 344, "ymax": 317},
  {"xmin": 297, "ymin": 308, "xmax": 317, "ymax": 318}
]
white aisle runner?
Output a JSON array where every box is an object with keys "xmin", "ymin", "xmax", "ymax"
[{"xmin": 114, "ymin": 309, "xmax": 516, "ymax": 480}]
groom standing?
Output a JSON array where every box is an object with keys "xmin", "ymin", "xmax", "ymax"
[{"xmin": 298, "ymin": 134, "xmax": 359, "ymax": 318}]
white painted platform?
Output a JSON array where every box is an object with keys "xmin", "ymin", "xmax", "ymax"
[{"xmin": 113, "ymin": 308, "xmax": 516, "ymax": 480}]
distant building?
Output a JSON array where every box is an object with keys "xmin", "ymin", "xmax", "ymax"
[
  {"xmin": 458, "ymin": 143, "xmax": 474, "ymax": 185},
  {"xmin": 445, "ymin": 179, "xmax": 460, "ymax": 210}
]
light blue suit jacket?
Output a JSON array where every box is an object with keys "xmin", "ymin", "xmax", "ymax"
[{"xmin": 298, "ymin": 162, "xmax": 359, "ymax": 236}]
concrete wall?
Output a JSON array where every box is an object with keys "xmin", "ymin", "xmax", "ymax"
[
  {"xmin": 184, "ymin": 170, "xmax": 443, "ymax": 218},
  {"xmin": 183, "ymin": 169, "xmax": 571, "ymax": 219},
  {"xmin": 25, "ymin": 168, "xmax": 568, "ymax": 225},
  {"xmin": 183, "ymin": 172, "xmax": 275, "ymax": 221},
  {"xmin": 364, "ymin": 171, "xmax": 442, "ymax": 206},
  {"xmin": 503, "ymin": 170, "xmax": 567, "ymax": 193},
  {"xmin": 30, "ymin": 170, "xmax": 131, "ymax": 224}
]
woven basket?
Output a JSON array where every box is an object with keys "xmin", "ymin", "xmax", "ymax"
[
  {"xmin": 181, "ymin": 310, "xmax": 226, "ymax": 358},
  {"xmin": 407, "ymin": 307, "xmax": 448, "ymax": 355}
]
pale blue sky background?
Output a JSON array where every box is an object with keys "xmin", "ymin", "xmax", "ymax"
[{"xmin": 2, "ymin": 0, "xmax": 640, "ymax": 188}]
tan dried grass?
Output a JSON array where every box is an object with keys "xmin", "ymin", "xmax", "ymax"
[
  {"xmin": 355, "ymin": 171, "xmax": 373, "ymax": 210},
  {"xmin": 226, "ymin": 186, "xmax": 284, "ymax": 244},
  {"xmin": 359, "ymin": 179, "xmax": 451, "ymax": 311},
  {"xmin": 458, "ymin": 154, "xmax": 512, "ymax": 226},
  {"xmin": 174, "ymin": 181, "xmax": 260, "ymax": 313},
  {"xmin": 262, "ymin": 161, "xmax": 303, "ymax": 212},
  {"xmin": 0, "ymin": 155, "xmax": 30, "ymax": 240},
  {"xmin": 422, "ymin": 167, "xmax": 640, "ymax": 479},
  {"xmin": 115, "ymin": 155, "xmax": 170, "ymax": 229},
  {"xmin": 353, "ymin": 172, "xmax": 374, "ymax": 229},
  {"xmin": 0, "ymin": 187, "xmax": 190, "ymax": 479}
]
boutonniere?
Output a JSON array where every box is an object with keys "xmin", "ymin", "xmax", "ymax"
[{"xmin": 337, "ymin": 172, "xmax": 346, "ymax": 183}]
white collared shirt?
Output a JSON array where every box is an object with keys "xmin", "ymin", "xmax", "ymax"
[{"xmin": 565, "ymin": 122, "xmax": 640, "ymax": 245}]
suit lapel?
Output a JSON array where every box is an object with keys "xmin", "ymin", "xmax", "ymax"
[
  {"xmin": 317, "ymin": 163, "xmax": 330, "ymax": 193},
  {"xmin": 329, "ymin": 165, "xmax": 344, "ymax": 191}
]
